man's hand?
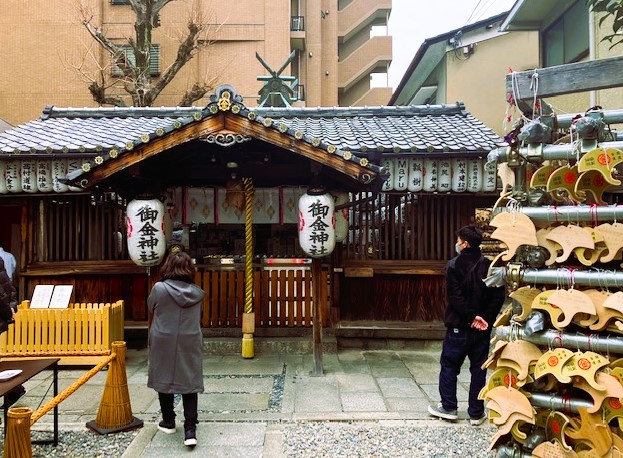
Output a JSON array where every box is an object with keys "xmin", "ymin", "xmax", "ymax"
[{"xmin": 471, "ymin": 316, "xmax": 488, "ymax": 331}]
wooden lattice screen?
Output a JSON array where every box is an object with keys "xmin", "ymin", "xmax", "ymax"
[
  {"xmin": 196, "ymin": 267, "xmax": 329, "ymax": 328},
  {"xmin": 28, "ymin": 196, "xmax": 127, "ymax": 263},
  {"xmin": 343, "ymin": 193, "xmax": 498, "ymax": 261}
]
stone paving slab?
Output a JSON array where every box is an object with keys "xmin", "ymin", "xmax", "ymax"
[{"xmin": 0, "ymin": 345, "xmax": 490, "ymax": 457}]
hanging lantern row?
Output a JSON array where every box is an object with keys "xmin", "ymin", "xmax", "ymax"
[
  {"xmin": 0, "ymin": 159, "xmax": 83, "ymax": 194},
  {"xmin": 126, "ymin": 199, "xmax": 167, "ymax": 267},
  {"xmin": 298, "ymin": 191, "xmax": 336, "ymax": 258},
  {"xmin": 380, "ymin": 157, "xmax": 497, "ymax": 193}
]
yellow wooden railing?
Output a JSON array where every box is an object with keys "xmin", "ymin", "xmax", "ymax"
[{"xmin": 0, "ymin": 300, "xmax": 124, "ymax": 365}]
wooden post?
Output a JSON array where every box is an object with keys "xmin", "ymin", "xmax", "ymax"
[
  {"xmin": 311, "ymin": 257, "xmax": 323, "ymax": 376},
  {"xmin": 506, "ymin": 56, "xmax": 623, "ymax": 111}
]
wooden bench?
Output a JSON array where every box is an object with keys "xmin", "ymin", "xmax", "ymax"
[{"xmin": 0, "ymin": 301, "xmax": 124, "ymax": 365}]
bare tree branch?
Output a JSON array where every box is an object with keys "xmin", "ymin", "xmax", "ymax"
[
  {"xmin": 89, "ymin": 74, "xmax": 127, "ymax": 107},
  {"xmin": 147, "ymin": 20, "xmax": 203, "ymax": 103},
  {"xmin": 77, "ymin": 0, "xmax": 220, "ymax": 107}
]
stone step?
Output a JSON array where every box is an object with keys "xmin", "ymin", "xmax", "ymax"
[{"xmin": 202, "ymin": 336, "xmax": 338, "ymax": 355}]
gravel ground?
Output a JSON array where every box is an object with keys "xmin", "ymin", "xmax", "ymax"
[
  {"xmin": 13, "ymin": 420, "xmax": 495, "ymax": 457},
  {"xmin": 282, "ymin": 422, "xmax": 497, "ymax": 458},
  {"xmin": 28, "ymin": 429, "xmax": 139, "ymax": 458}
]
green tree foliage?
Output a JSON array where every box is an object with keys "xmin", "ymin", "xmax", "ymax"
[{"xmin": 587, "ymin": 0, "xmax": 623, "ymax": 48}]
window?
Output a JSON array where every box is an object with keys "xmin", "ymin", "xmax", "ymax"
[
  {"xmin": 111, "ymin": 0, "xmax": 129, "ymax": 4},
  {"xmin": 112, "ymin": 45, "xmax": 160, "ymax": 77},
  {"xmin": 543, "ymin": 1, "xmax": 589, "ymax": 67},
  {"xmin": 291, "ymin": 16, "xmax": 305, "ymax": 31}
]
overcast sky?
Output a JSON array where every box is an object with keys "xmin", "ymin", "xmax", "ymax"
[{"xmin": 387, "ymin": 0, "xmax": 517, "ymax": 89}]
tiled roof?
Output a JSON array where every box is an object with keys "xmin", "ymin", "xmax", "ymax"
[
  {"xmin": 0, "ymin": 91, "xmax": 504, "ymax": 158},
  {"xmin": 0, "ymin": 86, "xmax": 506, "ymax": 190},
  {"xmin": 0, "ymin": 107, "xmax": 199, "ymax": 155}
]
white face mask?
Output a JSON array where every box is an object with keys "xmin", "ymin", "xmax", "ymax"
[{"xmin": 455, "ymin": 243, "xmax": 462, "ymax": 255}]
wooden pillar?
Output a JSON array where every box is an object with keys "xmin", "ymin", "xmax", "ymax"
[{"xmin": 311, "ymin": 257, "xmax": 323, "ymax": 375}]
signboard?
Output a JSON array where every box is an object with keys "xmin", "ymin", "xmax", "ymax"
[
  {"xmin": 29, "ymin": 285, "xmax": 73, "ymax": 309},
  {"xmin": 49, "ymin": 285, "xmax": 73, "ymax": 309},
  {"xmin": 29, "ymin": 285, "xmax": 55, "ymax": 309}
]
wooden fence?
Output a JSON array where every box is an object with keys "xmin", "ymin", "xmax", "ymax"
[
  {"xmin": 0, "ymin": 301, "xmax": 125, "ymax": 365},
  {"xmin": 195, "ymin": 267, "xmax": 328, "ymax": 328}
]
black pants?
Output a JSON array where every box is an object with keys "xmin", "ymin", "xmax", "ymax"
[
  {"xmin": 158, "ymin": 392, "xmax": 198, "ymax": 429},
  {"xmin": 438, "ymin": 327, "xmax": 490, "ymax": 419}
]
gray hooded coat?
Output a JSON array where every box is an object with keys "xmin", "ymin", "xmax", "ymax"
[{"xmin": 147, "ymin": 279, "xmax": 205, "ymax": 394}]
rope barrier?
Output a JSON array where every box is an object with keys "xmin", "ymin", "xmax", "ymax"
[{"xmin": 30, "ymin": 353, "xmax": 115, "ymax": 424}]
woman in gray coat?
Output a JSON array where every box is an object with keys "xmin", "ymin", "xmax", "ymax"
[{"xmin": 147, "ymin": 250, "xmax": 205, "ymax": 447}]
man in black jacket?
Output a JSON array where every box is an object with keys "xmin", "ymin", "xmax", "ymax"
[{"xmin": 428, "ymin": 225, "xmax": 505, "ymax": 425}]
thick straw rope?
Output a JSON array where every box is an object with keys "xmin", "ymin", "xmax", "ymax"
[
  {"xmin": 3, "ymin": 351, "xmax": 109, "ymax": 357},
  {"xmin": 243, "ymin": 177, "xmax": 254, "ymax": 314}
]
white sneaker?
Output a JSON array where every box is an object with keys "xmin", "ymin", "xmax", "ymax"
[{"xmin": 470, "ymin": 414, "xmax": 487, "ymax": 426}]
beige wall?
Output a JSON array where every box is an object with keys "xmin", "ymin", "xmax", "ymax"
[
  {"xmin": 445, "ymin": 31, "xmax": 539, "ymax": 137},
  {"xmin": 548, "ymin": 13, "xmax": 623, "ymax": 115},
  {"xmin": 0, "ymin": 0, "xmax": 354, "ymax": 125}
]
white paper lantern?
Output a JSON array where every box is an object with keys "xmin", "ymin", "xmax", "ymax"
[
  {"xmin": 381, "ymin": 157, "xmax": 394, "ymax": 191},
  {"xmin": 451, "ymin": 158, "xmax": 467, "ymax": 192},
  {"xmin": 126, "ymin": 198, "xmax": 166, "ymax": 266},
  {"xmin": 467, "ymin": 158, "xmax": 483, "ymax": 192},
  {"xmin": 52, "ymin": 159, "xmax": 68, "ymax": 193},
  {"xmin": 37, "ymin": 160, "xmax": 53, "ymax": 193},
  {"xmin": 298, "ymin": 191, "xmax": 335, "ymax": 258},
  {"xmin": 332, "ymin": 191, "xmax": 349, "ymax": 242},
  {"xmin": 392, "ymin": 158, "xmax": 408, "ymax": 191},
  {"xmin": 67, "ymin": 159, "xmax": 82, "ymax": 192},
  {"xmin": 437, "ymin": 159, "xmax": 452, "ymax": 192},
  {"xmin": 5, "ymin": 160, "xmax": 21, "ymax": 193},
  {"xmin": 407, "ymin": 158, "xmax": 423, "ymax": 192},
  {"xmin": 21, "ymin": 159, "xmax": 38, "ymax": 193},
  {"xmin": 482, "ymin": 160, "xmax": 498, "ymax": 192},
  {"xmin": 0, "ymin": 161, "xmax": 7, "ymax": 194},
  {"xmin": 423, "ymin": 159, "xmax": 438, "ymax": 192}
]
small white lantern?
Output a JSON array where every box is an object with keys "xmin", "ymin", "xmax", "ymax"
[
  {"xmin": 423, "ymin": 159, "xmax": 438, "ymax": 192},
  {"xmin": 451, "ymin": 158, "xmax": 467, "ymax": 192},
  {"xmin": 483, "ymin": 161, "xmax": 498, "ymax": 192},
  {"xmin": 298, "ymin": 190, "xmax": 335, "ymax": 258},
  {"xmin": 52, "ymin": 159, "xmax": 69, "ymax": 193},
  {"xmin": 381, "ymin": 157, "xmax": 394, "ymax": 191},
  {"xmin": 126, "ymin": 198, "xmax": 166, "ymax": 266},
  {"xmin": 437, "ymin": 159, "xmax": 452, "ymax": 192},
  {"xmin": 467, "ymin": 158, "xmax": 483, "ymax": 192},
  {"xmin": 67, "ymin": 159, "xmax": 82, "ymax": 192},
  {"xmin": 5, "ymin": 160, "xmax": 21, "ymax": 193},
  {"xmin": 332, "ymin": 191, "xmax": 349, "ymax": 242},
  {"xmin": 392, "ymin": 158, "xmax": 408, "ymax": 191},
  {"xmin": 0, "ymin": 161, "xmax": 7, "ymax": 194},
  {"xmin": 37, "ymin": 160, "xmax": 53, "ymax": 193},
  {"xmin": 407, "ymin": 158, "xmax": 423, "ymax": 192},
  {"xmin": 21, "ymin": 159, "xmax": 38, "ymax": 193}
]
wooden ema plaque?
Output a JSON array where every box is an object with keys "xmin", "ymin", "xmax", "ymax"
[{"xmin": 490, "ymin": 211, "xmax": 538, "ymax": 261}]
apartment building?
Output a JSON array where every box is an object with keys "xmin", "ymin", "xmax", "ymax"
[{"xmin": 0, "ymin": 0, "xmax": 392, "ymax": 126}]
